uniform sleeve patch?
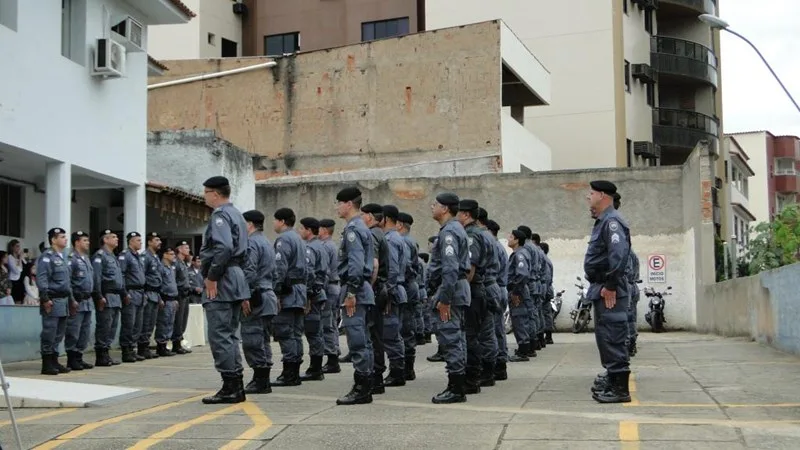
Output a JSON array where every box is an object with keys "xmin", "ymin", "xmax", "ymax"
[
  {"xmin": 275, "ymin": 253, "xmax": 282, "ymax": 261},
  {"xmin": 518, "ymin": 262, "xmax": 525, "ymax": 268},
  {"xmin": 215, "ymin": 217, "xmax": 224, "ymax": 226},
  {"xmin": 611, "ymin": 233, "xmax": 620, "ymax": 244},
  {"xmin": 609, "ymin": 221, "xmax": 619, "ymax": 231},
  {"xmin": 347, "ymin": 232, "xmax": 356, "ymax": 242},
  {"xmin": 444, "ymin": 234, "xmax": 453, "ymax": 245},
  {"xmin": 118, "ymin": 256, "xmax": 126, "ymax": 260},
  {"xmin": 42, "ymin": 257, "xmax": 50, "ymax": 263},
  {"xmin": 94, "ymin": 258, "xmax": 102, "ymax": 263},
  {"xmin": 444, "ymin": 245, "xmax": 455, "ymax": 256},
  {"xmin": 467, "ymin": 237, "xmax": 474, "ymax": 246}
]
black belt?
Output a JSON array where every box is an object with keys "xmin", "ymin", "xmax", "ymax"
[
  {"xmin": 586, "ymin": 274, "xmax": 603, "ymax": 283},
  {"xmin": 484, "ymin": 280, "xmax": 497, "ymax": 287},
  {"xmin": 127, "ymin": 285, "xmax": 144, "ymax": 290},
  {"xmin": 73, "ymin": 292, "xmax": 92, "ymax": 300},
  {"xmin": 103, "ymin": 289, "xmax": 125, "ymax": 296},
  {"xmin": 145, "ymin": 286, "xmax": 160, "ymax": 293},
  {"xmin": 458, "ymin": 274, "xmax": 467, "ymax": 280},
  {"xmin": 340, "ymin": 279, "xmax": 367, "ymax": 286},
  {"xmin": 286, "ymin": 279, "xmax": 304, "ymax": 286},
  {"xmin": 47, "ymin": 291, "xmax": 71, "ymax": 298},
  {"xmin": 162, "ymin": 295, "xmax": 178, "ymax": 301}
]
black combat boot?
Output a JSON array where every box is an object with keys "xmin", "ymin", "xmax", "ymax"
[
  {"xmin": 95, "ymin": 348, "xmax": 113, "ymax": 367},
  {"xmin": 322, "ymin": 354, "xmax": 341, "ymax": 374},
  {"xmin": 531, "ymin": 339, "xmax": 542, "ymax": 352},
  {"xmin": 404, "ymin": 355, "xmax": 416, "ymax": 381},
  {"xmin": 415, "ymin": 334, "xmax": 426, "ymax": 346},
  {"xmin": 592, "ymin": 372, "xmax": 631, "ymax": 403},
  {"xmin": 508, "ymin": 344, "xmax": 530, "ymax": 362},
  {"xmin": 383, "ymin": 367, "xmax": 406, "ymax": 387},
  {"xmin": 244, "ymin": 367, "xmax": 272, "ymax": 394},
  {"xmin": 337, "ymin": 373, "xmax": 374, "ymax": 405},
  {"xmin": 372, "ymin": 372, "xmax": 386, "ymax": 394},
  {"xmin": 300, "ymin": 356, "xmax": 325, "ymax": 381},
  {"xmin": 432, "ymin": 373, "xmax": 467, "ymax": 404},
  {"xmin": 76, "ymin": 352, "xmax": 94, "ymax": 369},
  {"xmin": 628, "ymin": 339, "xmax": 638, "ymax": 357},
  {"xmin": 203, "ymin": 374, "xmax": 247, "ymax": 404},
  {"xmin": 338, "ymin": 353, "xmax": 353, "ymax": 363},
  {"xmin": 138, "ymin": 342, "xmax": 155, "ymax": 359},
  {"xmin": 425, "ymin": 333, "xmax": 432, "ymax": 343},
  {"xmin": 539, "ymin": 334, "xmax": 547, "ymax": 349},
  {"xmin": 41, "ymin": 354, "xmax": 59, "ymax": 376},
  {"xmin": 479, "ymin": 361, "xmax": 496, "ymax": 387},
  {"xmin": 272, "ymin": 362, "xmax": 302, "ymax": 387},
  {"xmin": 121, "ymin": 346, "xmax": 138, "ymax": 363},
  {"xmin": 526, "ymin": 342, "xmax": 537, "ymax": 358},
  {"xmin": 545, "ymin": 331, "xmax": 554, "ymax": 345},
  {"xmin": 172, "ymin": 340, "xmax": 188, "ymax": 355},
  {"xmin": 591, "ymin": 372, "xmax": 609, "ymax": 394},
  {"xmin": 464, "ymin": 368, "xmax": 482, "ymax": 395},
  {"xmin": 157, "ymin": 343, "xmax": 175, "ymax": 357},
  {"xmin": 494, "ymin": 361, "xmax": 508, "ymax": 381},
  {"xmin": 67, "ymin": 351, "xmax": 84, "ymax": 371},
  {"xmin": 51, "ymin": 354, "xmax": 71, "ymax": 374},
  {"xmin": 426, "ymin": 345, "xmax": 445, "ymax": 362}
]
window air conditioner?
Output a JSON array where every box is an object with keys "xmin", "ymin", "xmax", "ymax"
[
  {"xmin": 111, "ymin": 16, "xmax": 144, "ymax": 52},
  {"xmin": 92, "ymin": 38, "xmax": 126, "ymax": 78}
]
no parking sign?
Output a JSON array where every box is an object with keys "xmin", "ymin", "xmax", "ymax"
[{"xmin": 647, "ymin": 254, "xmax": 667, "ymax": 283}]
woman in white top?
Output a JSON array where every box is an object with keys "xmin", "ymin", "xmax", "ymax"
[
  {"xmin": 6, "ymin": 239, "xmax": 26, "ymax": 304},
  {"xmin": 23, "ymin": 264, "xmax": 39, "ymax": 306}
]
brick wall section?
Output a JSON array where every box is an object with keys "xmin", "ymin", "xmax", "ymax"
[{"xmin": 148, "ymin": 21, "xmax": 503, "ymax": 176}]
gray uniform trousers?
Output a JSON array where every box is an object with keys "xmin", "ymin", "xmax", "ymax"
[
  {"xmin": 433, "ymin": 304, "xmax": 466, "ymax": 375},
  {"xmin": 155, "ymin": 299, "xmax": 178, "ymax": 343},
  {"xmin": 304, "ymin": 300, "xmax": 325, "ymax": 357},
  {"xmin": 511, "ymin": 296, "xmax": 532, "ymax": 347},
  {"xmin": 322, "ymin": 283, "xmax": 341, "ymax": 356},
  {"xmin": 541, "ymin": 296, "xmax": 555, "ymax": 332},
  {"xmin": 427, "ymin": 293, "xmax": 438, "ymax": 335},
  {"xmin": 482, "ymin": 283, "xmax": 501, "ymax": 363},
  {"xmin": 41, "ymin": 297, "xmax": 69, "ymax": 355},
  {"xmin": 65, "ymin": 298, "xmax": 94, "ymax": 352},
  {"xmin": 492, "ymin": 287, "xmax": 509, "ymax": 362},
  {"xmin": 627, "ymin": 292, "xmax": 640, "ymax": 341},
  {"xmin": 342, "ymin": 283, "xmax": 374, "ymax": 376},
  {"xmin": 465, "ymin": 283, "xmax": 492, "ymax": 380},
  {"xmin": 119, "ymin": 290, "xmax": 145, "ymax": 347},
  {"xmin": 527, "ymin": 294, "xmax": 541, "ymax": 338},
  {"xmin": 274, "ymin": 308, "xmax": 305, "ymax": 363},
  {"xmin": 413, "ymin": 298, "xmax": 424, "ymax": 336},
  {"xmin": 594, "ymin": 296, "xmax": 631, "ymax": 375},
  {"xmin": 95, "ymin": 294, "xmax": 121, "ymax": 350},
  {"xmin": 382, "ymin": 303, "xmax": 405, "ymax": 369},
  {"xmin": 171, "ymin": 295, "xmax": 190, "ymax": 342},
  {"xmin": 138, "ymin": 292, "xmax": 161, "ymax": 345},
  {"xmin": 400, "ymin": 302, "xmax": 417, "ymax": 358},
  {"xmin": 421, "ymin": 287, "xmax": 433, "ymax": 335},
  {"xmin": 242, "ymin": 314, "xmax": 273, "ymax": 369},
  {"xmin": 204, "ymin": 300, "xmax": 244, "ymax": 375}
]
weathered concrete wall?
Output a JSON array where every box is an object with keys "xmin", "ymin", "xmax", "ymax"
[
  {"xmin": 147, "ymin": 21, "xmax": 503, "ymax": 178},
  {"xmin": 147, "ymin": 129, "xmax": 256, "ymax": 211},
  {"xmin": 697, "ymin": 263, "xmax": 800, "ymax": 356},
  {"xmin": 258, "ymin": 149, "xmax": 715, "ymax": 329}
]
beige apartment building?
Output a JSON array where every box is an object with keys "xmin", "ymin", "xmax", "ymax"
[{"xmin": 148, "ymin": 0, "xmax": 244, "ymax": 59}]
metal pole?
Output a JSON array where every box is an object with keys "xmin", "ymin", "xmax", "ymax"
[
  {"xmin": 0, "ymin": 355, "xmax": 23, "ymax": 450},
  {"xmin": 724, "ymin": 28, "xmax": 800, "ymax": 113}
]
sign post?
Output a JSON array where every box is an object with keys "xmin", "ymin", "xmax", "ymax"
[{"xmin": 647, "ymin": 254, "xmax": 666, "ymax": 283}]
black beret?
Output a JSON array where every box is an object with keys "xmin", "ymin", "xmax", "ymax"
[
  {"xmin": 397, "ymin": 212, "xmax": 413, "ymax": 225},
  {"xmin": 435, "ymin": 192, "xmax": 459, "ymax": 206},
  {"xmin": 428, "ymin": 236, "xmax": 437, "ymax": 243},
  {"xmin": 177, "ymin": 240, "xmax": 190, "ymax": 247},
  {"xmin": 458, "ymin": 199, "xmax": 479, "ymax": 211},
  {"xmin": 146, "ymin": 232, "xmax": 160, "ymax": 241},
  {"xmin": 71, "ymin": 231, "xmax": 88, "ymax": 242},
  {"xmin": 300, "ymin": 217, "xmax": 320, "ymax": 230},
  {"xmin": 102, "ymin": 229, "xmax": 114, "ymax": 237},
  {"xmin": 382, "ymin": 205, "xmax": 399, "ymax": 220},
  {"xmin": 486, "ymin": 220, "xmax": 500, "ymax": 233},
  {"xmin": 336, "ymin": 186, "xmax": 361, "ymax": 202},
  {"xmin": 47, "ymin": 228, "xmax": 66, "ymax": 240},
  {"xmin": 361, "ymin": 203, "xmax": 383, "ymax": 215},
  {"xmin": 541, "ymin": 242, "xmax": 549, "ymax": 254},
  {"xmin": 590, "ymin": 180, "xmax": 617, "ymax": 195},
  {"xmin": 319, "ymin": 219, "xmax": 336, "ymax": 228},
  {"xmin": 274, "ymin": 208, "xmax": 295, "ymax": 222},
  {"xmin": 126, "ymin": 232, "xmax": 141, "ymax": 240},
  {"xmin": 511, "ymin": 229, "xmax": 527, "ymax": 240},
  {"xmin": 477, "ymin": 207, "xmax": 488, "ymax": 222},
  {"xmin": 242, "ymin": 210, "xmax": 266, "ymax": 224},
  {"xmin": 203, "ymin": 176, "xmax": 229, "ymax": 188},
  {"xmin": 160, "ymin": 247, "xmax": 176, "ymax": 256},
  {"xmin": 517, "ymin": 225, "xmax": 532, "ymax": 239}
]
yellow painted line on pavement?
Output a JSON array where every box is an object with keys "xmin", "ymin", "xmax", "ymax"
[
  {"xmin": 626, "ymin": 373, "xmax": 640, "ymax": 406},
  {"xmin": 31, "ymin": 393, "xmax": 210, "ymax": 450},
  {"xmin": 0, "ymin": 408, "xmax": 77, "ymax": 427},
  {"xmin": 219, "ymin": 402, "xmax": 273, "ymax": 450},
  {"xmin": 629, "ymin": 402, "xmax": 800, "ymax": 408},
  {"xmin": 128, "ymin": 402, "xmax": 243, "ymax": 450},
  {"xmin": 619, "ymin": 421, "xmax": 640, "ymax": 449}
]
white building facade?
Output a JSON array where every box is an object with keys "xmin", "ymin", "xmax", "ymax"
[
  {"xmin": 725, "ymin": 135, "xmax": 756, "ymax": 258},
  {"xmin": 147, "ymin": 0, "xmax": 242, "ymax": 60},
  {"xmin": 0, "ymin": 0, "xmax": 192, "ymax": 251}
]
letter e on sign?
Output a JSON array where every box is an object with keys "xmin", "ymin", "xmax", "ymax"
[{"xmin": 647, "ymin": 254, "xmax": 666, "ymax": 283}]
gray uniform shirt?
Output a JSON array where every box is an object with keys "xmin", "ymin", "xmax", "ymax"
[
  {"xmin": 307, "ymin": 237, "xmax": 329, "ymax": 303},
  {"xmin": 627, "ymin": 250, "xmax": 640, "ymax": 297},
  {"xmin": 433, "ymin": 219, "xmax": 470, "ymax": 307},
  {"xmin": 337, "ymin": 216, "xmax": 375, "ymax": 305},
  {"xmin": 508, "ymin": 247, "xmax": 531, "ymax": 299},
  {"xmin": 402, "ymin": 233, "xmax": 420, "ymax": 301},
  {"xmin": 274, "ymin": 228, "xmax": 308, "ymax": 309},
  {"xmin": 321, "ymin": 237, "xmax": 339, "ymax": 284},
  {"xmin": 244, "ymin": 231, "xmax": 278, "ymax": 317},
  {"xmin": 143, "ymin": 249, "xmax": 163, "ymax": 300},
  {"xmin": 494, "ymin": 240, "xmax": 508, "ymax": 287},
  {"xmin": 385, "ymin": 229, "xmax": 408, "ymax": 304},
  {"xmin": 175, "ymin": 258, "xmax": 190, "ymax": 296},
  {"xmin": 200, "ymin": 202, "xmax": 250, "ymax": 303},
  {"xmin": 465, "ymin": 223, "xmax": 489, "ymax": 285},
  {"xmin": 583, "ymin": 206, "xmax": 631, "ymax": 300},
  {"xmin": 160, "ymin": 261, "xmax": 179, "ymax": 299},
  {"xmin": 69, "ymin": 251, "xmax": 94, "ymax": 312},
  {"xmin": 36, "ymin": 248, "xmax": 72, "ymax": 301},
  {"xmin": 92, "ymin": 248, "xmax": 126, "ymax": 308}
]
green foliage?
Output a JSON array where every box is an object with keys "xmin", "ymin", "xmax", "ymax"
[{"xmin": 743, "ymin": 204, "xmax": 800, "ymax": 275}]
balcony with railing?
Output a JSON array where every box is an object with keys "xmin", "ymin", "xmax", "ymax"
[
  {"xmin": 658, "ymin": 0, "xmax": 717, "ymax": 17},
  {"xmin": 651, "ymin": 36, "xmax": 718, "ymax": 88},
  {"xmin": 652, "ymin": 108, "xmax": 719, "ymax": 153},
  {"xmin": 774, "ymin": 167, "xmax": 800, "ymax": 194}
]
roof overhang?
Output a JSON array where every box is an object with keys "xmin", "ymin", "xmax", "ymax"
[
  {"xmin": 731, "ymin": 151, "xmax": 755, "ymax": 177},
  {"xmin": 499, "ymin": 21, "xmax": 550, "ymax": 107},
  {"xmin": 126, "ymin": 0, "xmax": 195, "ymax": 25},
  {"xmin": 147, "ymin": 55, "xmax": 169, "ymax": 76},
  {"xmin": 145, "ymin": 181, "xmax": 211, "ymax": 223},
  {"xmin": 732, "ymin": 203, "xmax": 757, "ymax": 222}
]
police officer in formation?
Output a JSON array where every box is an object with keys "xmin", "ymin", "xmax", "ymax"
[
  {"xmin": 358, "ymin": 203, "xmax": 389, "ymax": 393},
  {"xmin": 318, "ymin": 219, "xmax": 342, "ymax": 374},
  {"xmin": 93, "ymin": 229, "xmax": 125, "ymax": 367},
  {"xmin": 65, "ymin": 231, "xmax": 95, "ymax": 371},
  {"xmin": 397, "ymin": 212, "xmax": 422, "ymax": 375},
  {"xmin": 540, "ymin": 242, "xmax": 556, "ymax": 344},
  {"xmin": 36, "ymin": 228, "xmax": 73, "ymax": 375},
  {"xmin": 380, "ymin": 205, "xmax": 408, "ymax": 387},
  {"xmin": 485, "ymin": 220, "xmax": 509, "ymax": 380},
  {"xmin": 118, "ymin": 231, "xmax": 146, "ymax": 363},
  {"xmin": 172, "ymin": 241, "xmax": 193, "ymax": 354},
  {"xmin": 154, "ymin": 247, "xmax": 179, "ymax": 356},
  {"xmin": 299, "ymin": 217, "xmax": 328, "ymax": 381},
  {"xmin": 507, "ymin": 229, "xmax": 533, "ymax": 362},
  {"xmin": 584, "ymin": 180, "xmax": 633, "ymax": 404},
  {"xmin": 139, "ymin": 233, "xmax": 163, "ymax": 359}
]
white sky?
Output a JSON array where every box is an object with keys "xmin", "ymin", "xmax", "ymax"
[{"xmin": 720, "ymin": 0, "xmax": 800, "ymax": 136}]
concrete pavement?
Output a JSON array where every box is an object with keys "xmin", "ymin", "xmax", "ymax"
[{"xmin": 2, "ymin": 332, "xmax": 800, "ymax": 449}]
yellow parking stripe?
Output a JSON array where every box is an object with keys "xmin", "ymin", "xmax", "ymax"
[
  {"xmin": 219, "ymin": 402, "xmax": 273, "ymax": 450},
  {"xmin": 0, "ymin": 408, "xmax": 77, "ymax": 427},
  {"xmin": 128, "ymin": 403, "xmax": 243, "ymax": 450}
]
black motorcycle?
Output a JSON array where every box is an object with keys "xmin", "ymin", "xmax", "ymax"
[
  {"xmin": 644, "ymin": 286, "xmax": 671, "ymax": 333},
  {"xmin": 569, "ymin": 277, "xmax": 592, "ymax": 333},
  {"xmin": 551, "ymin": 289, "xmax": 565, "ymax": 322}
]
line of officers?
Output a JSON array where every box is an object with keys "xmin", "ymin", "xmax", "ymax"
[
  {"xmin": 35, "ymin": 227, "xmax": 201, "ymax": 376},
  {"xmin": 196, "ymin": 175, "xmax": 559, "ymax": 406}
]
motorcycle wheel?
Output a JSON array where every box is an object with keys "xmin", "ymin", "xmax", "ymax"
[
  {"xmin": 653, "ymin": 312, "xmax": 664, "ymax": 333},
  {"xmin": 572, "ymin": 309, "xmax": 591, "ymax": 333}
]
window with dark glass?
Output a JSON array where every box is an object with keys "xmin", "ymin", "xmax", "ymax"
[
  {"xmin": 646, "ymin": 83, "xmax": 655, "ymax": 106},
  {"xmin": 624, "ymin": 60, "xmax": 630, "ymax": 92},
  {"xmin": 623, "ymin": 0, "xmax": 628, "ymax": 15},
  {"xmin": 264, "ymin": 32, "xmax": 299, "ymax": 56},
  {"xmin": 361, "ymin": 17, "xmax": 410, "ymax": 42},
  {"xmin": 644, "ymin": 10, "xmax": 653, "ymax": 34},
  {"xmin": 0, "ymin": 182, "xmax": 23, "ymax": 237}
]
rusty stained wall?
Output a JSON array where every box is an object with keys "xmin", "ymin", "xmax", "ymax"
[{"xmin": 148, "ymin": 21, "xmax": 504, "ymax": 177}]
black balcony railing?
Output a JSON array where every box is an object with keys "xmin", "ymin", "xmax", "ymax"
[
  {"xmin": 659, "ymin": 0, "xmax": 717, "ymax": 16},
  {"xmin": 653, "ymin": 108, "xmax": 720, "ymax": 151},
  {"xmin": 651, "ymin": 36, "xmax": 718, "ymax": 87}
]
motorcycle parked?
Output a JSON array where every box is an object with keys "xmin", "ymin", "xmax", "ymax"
[
  {"xmin": 569, "ymin": 277, "xmax": 592, "ymax": 334},
  {"xmin": 643, "ymin": 285, "xmax": 671, "ymax": 333},
  {"xmin": 551, "ymin": 289, "xmax": 565, "ymax": 322}
]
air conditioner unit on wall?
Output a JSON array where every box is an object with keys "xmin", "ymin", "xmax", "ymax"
[
  {"xmin": 632, "ymin": 63, "xmax": 657, "ymax": 84},
  {"xmin": 111, "ymin": 16, "xmax": 144, "ymax": 52},
  {"xmin": 633, "ymin": 141, "xmax": 661, "ymax": 159},
  {"xmin": 92, "ymin": 38, "xmax": 126, "ymax": 78}
]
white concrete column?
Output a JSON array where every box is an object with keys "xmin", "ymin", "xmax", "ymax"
[
  {"xmin": 124, "ymin": 184, "xmax": 146, "ymax": 239},
  {"xmin": 45, "ymin": 162, "xmax": 72, "ymax": 234}
]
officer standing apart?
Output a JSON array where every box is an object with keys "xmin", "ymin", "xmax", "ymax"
[
  {"xmin": 200, "ymin": 176, "xmax": 251, "ymax": 405},
  {"xmin": 271, "ymin": 208, "xmax": 308, "ymax": 387},
  {"xmin": 429, "ymin": 193, "xmax": 471, "ymax": 404},
  {"xmin": 37, "ymin": 228, "xmax": 75, "ymax": 375},
  {"xmin": 171, "ymin": 241, "xmax": 193, "ymax": 354},
  {"xmin": 334, "ymin": 187, "xmax": 376, "ymax": 405},
  {"xmin": 241, "ymin": 210, "xmax": 279, "ymax": 394},
  {"xmin": 118, "ymin": 232, "xmax": 146, "ymax": 363},
  {"xmin": 380, "ymin": 205, "xmax": 408, "ymax": 387},
  {"xmin": 65, "ymin": 231, "xmax": 95, "ymax": 371},
  {"xmin": 92, "ymin": 230, "xmax": 126, "ymax": 367},
  {"xmin": 298, "ymin": 217, "xmax": 329, "ymax": 381},
  {"xmin": 614, "ymin": 193, "xmax": 641, "ymax": 357},
  {"xmin": 584, "ymin": 180, "xmax": 632, "ymax": 404},
  {"xmin": 318, "ymin": 219, "xmax": 342, "ymax": 374},
  {"xmin": 138, "ymin": 233, "xmax": 163, "ymax": 360}
]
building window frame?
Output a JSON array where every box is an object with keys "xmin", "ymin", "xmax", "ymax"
[
  {"xmin": 624, "ymin": 60, "xmax": 631, "ymax": 92},
  {"xmin": 361, "ymin": 17, "xmax": 410, "ymax": 42},
  {"xmin": 264, "ymin": 32, "xmax": 300, "ymax": 56},
  {"xmin": 646, "ymin": 82, "xmax": 655, "ymax": 106},
  {"xmin": 644, "ymin": 9, "xmax": 653, "ymax": 34},
  {"xmin": 0, "ymin": 182, "xmax": 23, "ymax": 238}
]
